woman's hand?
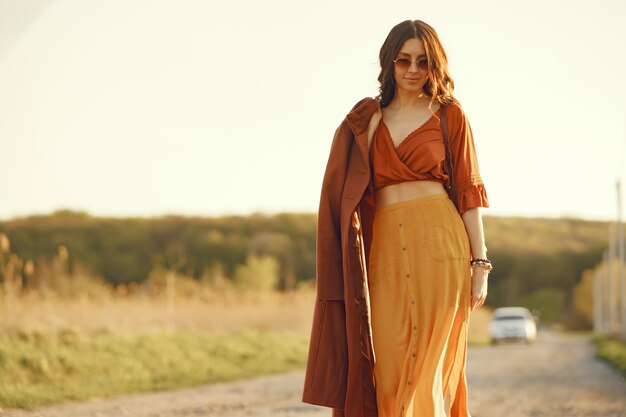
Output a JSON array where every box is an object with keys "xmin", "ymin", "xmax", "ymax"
[{"xmin": 470, "ymin": 266, "xmax": 489, "ymax": 311}]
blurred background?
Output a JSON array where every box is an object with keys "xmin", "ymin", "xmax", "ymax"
[{"xmin": 1, "ymin": 0, "xmax": 626, "ymax": 415}]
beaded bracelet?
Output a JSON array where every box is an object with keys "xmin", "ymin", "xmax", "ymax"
[
  {"xmin": 471, "ymin": 257, "xmax": 491, "ymax": 264},
  {"xmin": 470, "ymin": 258, "xmax": 493, "ymax": 272},
  {"xmin": 472, "ymin": 263, "xmax": 493, "ymax": 272}
]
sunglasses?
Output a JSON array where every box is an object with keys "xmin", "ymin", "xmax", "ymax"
[{"xmin": 393, "ymin": 57, "xmax": 428, "ymax": 72}]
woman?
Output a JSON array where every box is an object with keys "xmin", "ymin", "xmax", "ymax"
[
  {"xmin": 301, "ymin": 19, "xmax": 491, "ymax": 417},
  {"xmin": 366, "ymin": 20, "xmax": 491, "ymax": 417}
]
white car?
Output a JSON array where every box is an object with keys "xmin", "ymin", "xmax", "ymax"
[{"xmin": 489, "ymin": 307, "xmax": 537, "ymax": 345}]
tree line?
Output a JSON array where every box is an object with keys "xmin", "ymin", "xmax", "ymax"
[{"xmin": 0, "ymin": 209, "xmax": 610, "ymax": 328}]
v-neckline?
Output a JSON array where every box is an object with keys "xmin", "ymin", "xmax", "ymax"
[{"xmin": 381, "ymin": 107, "xmax": 441, "ymax": 150}]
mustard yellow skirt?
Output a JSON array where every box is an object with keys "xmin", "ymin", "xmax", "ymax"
[{"xmin": 368, "ymin": 193, "xmax": 473, "ymax": 417}]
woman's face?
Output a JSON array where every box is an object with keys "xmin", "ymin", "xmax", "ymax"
[{"xmin": 393, "ymin": 37, "xmax": 429, "ymax": 94}]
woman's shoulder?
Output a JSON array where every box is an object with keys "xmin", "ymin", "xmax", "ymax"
[
  {"xmin": 441, "ymin": 100, "xmax": 463, "ymax": 116},
  {"xmin": 441, "ymin": 100, "xmax": 471, "ymax": 127},
  {"xmin": 342, "ymin": 96, "xmax": 381, "ymax": 131}
]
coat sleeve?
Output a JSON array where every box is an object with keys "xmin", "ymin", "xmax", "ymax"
[
  {"xmin": 447, "ymin": 104, "xmax": 490, "ymax": 215},
  {"xmin": 315, "ymin": 119, "xmax": 352, "ymax": 300},
  {"xmin": 301, "ymin": 118, "xmax": 352, "ymax": 408}
]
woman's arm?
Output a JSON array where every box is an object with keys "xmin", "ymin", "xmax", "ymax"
[
  {"xmin": 461, "ymin": 207, "xmax": 487, "ymax": 259},
  {"xmin": 461, "ymin": 207, "xmax": 489, "ymax": 311},
  {"xmin": 445, "ymin": 103, "xmax": 490, "ymax": 311}
]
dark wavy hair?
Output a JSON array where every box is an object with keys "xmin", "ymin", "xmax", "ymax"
[{"xmin": 377, "ymin": 20, "xmax": 459, "ymax": 112}]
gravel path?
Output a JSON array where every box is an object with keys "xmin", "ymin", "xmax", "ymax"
[
  {"xmin": 1, "ymin": 328, "xmax": 625, "ymax": 417},
  {"xmin": 467, "ymin": 328, "xmax": 626, "ymax": 417}
]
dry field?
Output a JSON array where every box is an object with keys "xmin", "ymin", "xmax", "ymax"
[
  {"xmin": 0, "ymin": 287, "xmax": 317, "ymax": 338},
  {"xmin": 0, "ymin": 284, "xmax": 492, "ymax": 342}
]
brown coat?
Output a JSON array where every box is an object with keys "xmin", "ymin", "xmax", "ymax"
[{"xmin": 300, "ymin": 96, "xmax": 386, "ymax": 417}]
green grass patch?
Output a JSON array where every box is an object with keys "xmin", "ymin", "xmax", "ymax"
[
  {"xmin": 0, "ymin": 328, "xmax": 309, "ymax": 410},
  {"xmin": 591, "ymin": 333, "xmax": 626, "ymax": 381}
]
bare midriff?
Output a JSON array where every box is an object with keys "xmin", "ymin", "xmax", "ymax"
[{"xmin": 374, "ymin": 179, "xmax": 447, "ymax": 210}]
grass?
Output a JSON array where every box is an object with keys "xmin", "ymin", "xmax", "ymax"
[
  {"xmin": 591, "ymin": 333, "xmax": 626, "ymax": 381},
  {"xmin": 0, "ymin": 287, "xmax": 314, "ymax": 410},
  {"xmin": 0, "ymin": 327, "xmax": 308, "ymax": 410}
]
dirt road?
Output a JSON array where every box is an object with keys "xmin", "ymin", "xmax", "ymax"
[{"xmin": 1, "ymin": 329, "xmax": 625, "ymax": 417}]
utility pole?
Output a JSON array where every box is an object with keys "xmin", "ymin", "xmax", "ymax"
[
  {"xmin": 604, "ymin": 249, "xmax": 610, "ymax": 333},
  {"xmin": 618, "ymin": 180, "xmax": 626, "ymax": 339}
]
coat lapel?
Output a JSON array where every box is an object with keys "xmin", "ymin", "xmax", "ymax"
[{"xmin": 346, "ymin": 97, "xmax": 382, "ymax": 174}]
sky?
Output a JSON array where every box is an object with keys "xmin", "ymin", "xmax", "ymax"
[{"xmin": 0, "ymin": 0, "xmax": 625, "ymax": 222}]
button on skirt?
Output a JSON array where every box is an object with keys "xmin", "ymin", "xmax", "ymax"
[{"xmin": 368, "ymin": 193, "xmax": 473, "ymax": 417}]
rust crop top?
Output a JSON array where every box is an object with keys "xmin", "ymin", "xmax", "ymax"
[{"xmin": 364, "ymin": 103, "xmax": 489, "ymax": 215}]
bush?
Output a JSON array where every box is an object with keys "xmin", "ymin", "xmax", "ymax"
[
  {"xmin": 591, "ymin": 334, "xmax": 626, "ymax": 381},
  {"xmin": 517, "ymin": 287, "xmax": 566, "ymax": 323},
  {"xmin": 232, "ymin": 255, "xmax": 279, "ymax": 293}
]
